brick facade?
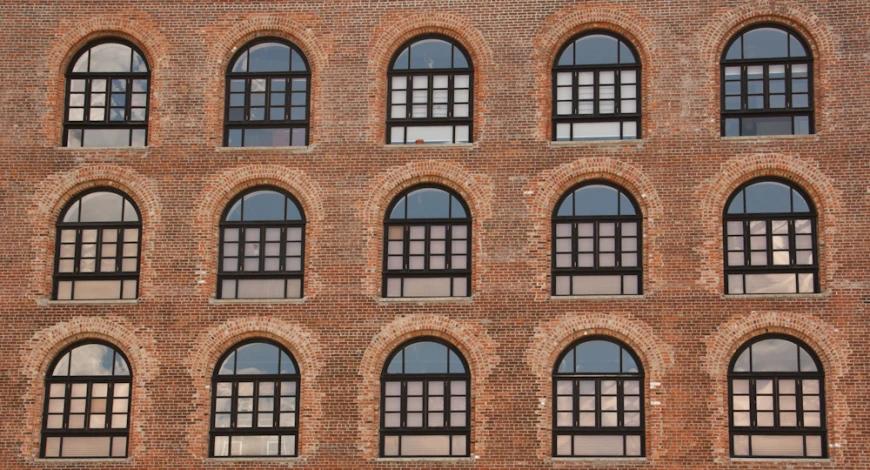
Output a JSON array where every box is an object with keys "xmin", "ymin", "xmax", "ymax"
[{"xmin": 0, "ymin": 0, "xmax": 868, "ymax": 468}]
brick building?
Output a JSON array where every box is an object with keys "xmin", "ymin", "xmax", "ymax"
[{"xmin": 0, "ymin": 0, "xmax": 868, "ymax": 468}]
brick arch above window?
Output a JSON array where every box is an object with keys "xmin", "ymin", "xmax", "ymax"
[
  {"xmin": 46, "ymin": 19, "xmax": 168, "ymax": 147},
  {"xmin": 32, "ymin": 165, "xmax": 159, "ymax": 301},
  {"xmin": 697, "ymin": 153, "xmax": 840, "ymax": 293},
  {"xmin": 534, "ymin": 4, "xmax": 654, "ymax": 141},
  {"xmin": 367, "ymin": 12, "xmax": 493, "ymax": 145}
]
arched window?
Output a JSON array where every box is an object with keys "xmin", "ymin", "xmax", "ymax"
[
  {"xmin": 225, "ymin": 39, "xmax": 310, "ymax": 147},
  {"xmin": 723, "ymin": 178, "xmax": 818, "ymax": 294},
  {"xmin": 383, "ymin": 186, "xmax": 471, "ymax": 298},
  {"xmin": 729, "ymin": 335, "xmax": 826, "ymax": 458},
  {"xmin": 64, "ymin": 40, "xmax": 150, "ymax": 147},
  {"xmin": 553, "ymin": 337, "xmax": 644, "ymax": 457},
  {"xmin": 381, "ymin": 338, "xmax": 470, "ymax": 457},
  {"xmin": 721, "ymin": 25, "xmax": 813, "ymax": 136},
  {"xmin": 218, "ymin": 187, "xmax": 305, "ymax": 299},
  {"xmin": 42, "ymin": 341, "xmax": 132, "ymax": 458},
  {"xmin": 553, "ymin": 32, "xmax": 641, "ymax": 141},
  {"xmin": 211, "ymin": 340, "xmax": 300, "ymax": 457},
  {"xmin": 387, "ymin": 35, "xmax": 473, "ymax": 144},
  {"xmin": 552, "ymin": 182, "xmax": 642, "ymax": 296},
  {"xmin": 54, "ymin": 189, "xmax": 141, "ymax": 300}
]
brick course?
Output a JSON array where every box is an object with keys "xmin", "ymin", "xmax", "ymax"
[{"xmin": 0, "ymin": 0, "xmax": 868, "ymax": 468}]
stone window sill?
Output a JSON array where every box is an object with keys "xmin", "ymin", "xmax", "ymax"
[
  {"xmin": 720, "ymin": 133, "xmax": 817, "ymax": 142},
  {"xmin": 376, "ymin": 457, "xmax": 475, "ymax": 462},
  {"xmin": 209, "ymin": 297, "xmax": 307, "ymax": 305},
  {"xmin": 38, "ymin": 299, "xmax": 140, "ymax": 307},
  {"xmin": 216, "ymin": 145, "xmax": 313, "ymax": 153},
  {"xmin": 383, "ymin": 143, "xmax": 475, "ymax": 150},
  {"xmin": 378, "ymin": 296, "xmax": 473, "ymax": 305},
  {"xmin": 206, "ymin": 457, "xmax": 303, "ymax": 463},
  {"xmin": 55, "ymin": 146, "xmax": 147, "ymax": 151},
  {"xmin": 552, "ymin": 456, "xmax": 647, "ymax": 462},
  {"xmin": 549, "ymin": 139, "xmax": 643, "ymax": 147},
  {"xmin": 550, "ymin": 294, "xmax": 645, "ymax": 301},
  {"xmin": 730, "ymin": 457, "xmax": 831, "ymax": 463},
  {"xmin": 37, "ymin": 458, "xmax": 132, "ymax": 463},
  {"xmin": 723, "ymin": 292, "xmax": 828, "ymax": 300}
]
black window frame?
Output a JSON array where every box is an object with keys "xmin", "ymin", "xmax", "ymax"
[
  {"xmin": 722, "ymin": 177, "xmax": 819, "ymax": 295},
  {"xmin": 53, "ymin": 187, "xmax": 143, "ymax": 301},
  {"xmin": 720, "ymin": 24, "xmax": 814, "ymax": 137},
  {"xmin": 382, "ymin": 184, "xmax": 472, "ymax": 298},
  {"xmin": 379, "ymin": 337, "xmax": 471, "ymax": 458},
  {"xmin": 552, "ymin": 336, "xmax": 645, "ymax": 458},
  {"xmin": 551, "ymin": 181, "xmax": 643, "ymax": 296},
  {"xmin": 728, "ymin": 334, "xmax": 827, "ymax": 458},
  {"xmin": 217, "ymin": 186, "xmax": 307, "ymax": 300},
  {"xmin": 386, "ymin": 34, "xmax": 474, "ymax": 144},
  {"xmin": 63, "ymin": 38, "xmax": 151, "ymax": 147},
  {"xmin": 41, "ymin": 340, "xmax": 133, "ymax": 459},
  {"xmin": 224, "ymin": 37, "xmax": 311, "ymax": 147},
  {"xmin": 209, "ymin": 338, "xmax": 301, "ymax": 458},
  {"xmin": 551, "ymin": 30, "xmax": 642, "ymax": 141}
]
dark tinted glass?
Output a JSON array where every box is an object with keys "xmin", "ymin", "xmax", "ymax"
[
  {"xmin": 248, "ymin": 42, "xmax": 291, "ymax": 72},
  {"xmin": 742, "ymin": 28, "xmax": 789, "ymax": 59},
  {"xmin": 575, "ymin": 35, "xmax": 619, "ymax": 65},
  {"xmin": 575, "ymin": 340, "xmax": 621, "ymax": 373},
  {"xmin": 234, "ymin": 342, "xmax": 281, "ymax": 374},
  {"xmin": 742, "ymin": 116, "xmax": 793, "ymax": 136},
  {"xmin": 409, "ymin": 39, "xmax": 453, "ymax": 69}
]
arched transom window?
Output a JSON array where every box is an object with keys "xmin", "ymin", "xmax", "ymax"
[
  {"xmin": 729, "ymin": 336, "xmax": 826, "ymax": 458},
  {"xmin": 722, "ymin": 25, "xmax": 813, "ymax": 136},
  {"xmin": 211, "ymin": 340, "xmax": 300, "ymax": 457},
  {"xmin": 54, "ymin": 189, "xmax": 141, "ymax": 300},
  {"xmin": 64, "ymin": 40, "xmax": 150, "ymax": 147},
  {"xmin": 42, "ymin": 342, "xmax": 132, "ymax": 458},
  {"xmin": 225, "ymin": 39, "xmax": 310, "ymax": 147},
  {"xmin": 724, "ymin": 179, "xmax": 818, "ymax": 294},
  {"xmin": 553, "ymin": 337, "xmax": 644, "ymax": 457},
  {"xmin": 553, "ymin": 32, "xmax": 641, "ymax": 141},
  {"xmin": 218, "ymin": 187, "xmax": 306, "ymax": 299},
  {"xmin": 553, "ymin": 182, "xmax": 642, "ymax": 296},
  {"xmin": 383, "ymin": 186, "xmax": 471, "ymax": 298},
  {"xmin": 387, "ymin": 36, "xmax": 473, "ymax": 144},
  {"xmin": 381, "ymin": 339, "xmax": 470, "ymax": 457}
]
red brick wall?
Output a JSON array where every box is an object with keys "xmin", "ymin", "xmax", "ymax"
[{"xmin": 0, "ymin": 0, "xmax": 868, "ymax": 468}]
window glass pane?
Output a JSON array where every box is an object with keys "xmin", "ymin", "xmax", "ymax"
[
  {"xmin": 248, "ymin": 42, "xmax": 291, "ymax": 72},
  {"xmin": 741, "ymin": 116, "xmax": 793, "ymax": 136},
  {"xmin": 573, "ymin": 340, "xmax": 621, "ymax": 373},
  {"xmin": 573, "ymin": 185, "xmax": 619, "ymax": 215},
  {"xmin": 751, "ymin": 339, "xmax": 799, "ymax": 372},
  {"xmin": 572, "ymin": 275, "xmax": 623, "ymax": 295},
  {"xmin": 741, "ymin": 28, "xmax": 790, "ymax": 59},
  {"xmin": 402, "ymin": 342, "xmax": 449, "ymax": 374},
  {"xmin": 404, "ymin": 188, "xmax": 451, "ymax": 219},
  {"xmin": 400, "ymin": 277, "xmax": 452, "ymax": 297},
  {"xmin": 749, "ymin": 435, "xmax": 805, "ymax": 457},
  {"xmin": 87, "ymin": 43, "xmax": 133, "ymax": 73},
  {"xmin": 744, "ymin": 182, "xmax": 793, "ymax": 213},
  {"xmin": 399, "ymin": 435, "xmax": 450, "ymax": 456},
  {"xmin": 573, "ymin": 435, "xmax": 625, "ymax": 456},
  {"xmin": 409, "ymin": 39, "xmax": 453, "ymax": 69},
  {"xmin": 575, "ymin": 35, "xmax": 619, "ymax": 64},
  {"xmin": 78, "ymin": 192, "xmax": 125, "ymax": 222},
  {"xmin": 234, "ymin": 342, "xmax": 280, "ymax": 374}
]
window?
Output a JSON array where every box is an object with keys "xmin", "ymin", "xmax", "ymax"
[
  {"xmin": 211, "ymin": 340, "xmax": 300, "ymax": 457},
  {"xmin": 722, "ymin": 25, "xmax": 813, "ymax": 136},
  {"xmin": 218, "ymin": 187, "xmax": 305, "ymax": 299},
  {"xmin": 729, "ymin": 335, "xmax": 826, "ymax": 458},
  {"xmin": 53, "ymin": 189, "xmax": 141, "ymax": 300},
  {"xmin": 387, "ymin": 35, "xmax": 473, "ymax": 144},
  {"xmin": 383, "ymin": 186, "xmax": 471, "ymax": 298},
  {"xmin": 553, "ymin": 337, "xmax": 644, "ymax": 457},
  {"xmin": 225, "ymin": 39, "xmax": 310, "ymax": 147},
  {"xmin": 552, "ymin": 182, "xmax": 642, "ymax": 296},
  {"xmin": 42, "ymin": 341, "xmax": 132, "ymax": 458},
  {"xmin": 724, "ymin": 179, "xmax": 818, "ymax": 294},
  {"xmin": 381, "ymin": 339, "xmax": 470, "ymax": 457},
  {"xmin": 64, "ymin": 40, "xmax": 150, "ymax": 147},
  {"xmin": 553, "ymin": 32, "xmax": 641, "ymax": 141}
]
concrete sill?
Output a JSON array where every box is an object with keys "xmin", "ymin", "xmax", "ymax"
[
  {"xmin": 723, "ymin": 292, "xmax": 828, "ymax": 300},
  {"xmin": 55, "ymin": 147, "xmax": 147, "ymax": 151},
  {"xmin": 378, "ymin": 296, "xmax": 473, "ymax": 305},
  {"xmin": 550, "ymin": 295, "xmax": 645, "ymax": 301},
  {"xmin": 730, "ymin": 458, "xmax": 831, "ymax": 463},
  {"xmin": 720, "ymin": 134, "xmax": 817, "ymax": 142},
  {"xmin": 206, "ymin": 457, "xmax": 303, "ymax": 463},
  {"xmin": 209, "ymin": 297, "xmax": 307, "ymax": 305},
  {"xmin": 552, "ymin": 457, "xmax": 647, "ymax": 462},
  {"xmin": 215, "ymin": 145, "xmax": 313, "ymax": 153},
  {"xmin": 549, "ymin": 139, "xmax": 643, "ymax": 148},
  {"xmin": 37, "ymin": 458, "xmax": 132, "ymax": 463},
  {"xmin": 376, "ymin": 457, "xmax": 475, "ymax": 462},
  {"xmin": 39, "ymin": 299, "xmax": 140, "ymax": 307},
  {"xmin": 383, "ymin": 143, "xmax": 475, "ymax": 150}
]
